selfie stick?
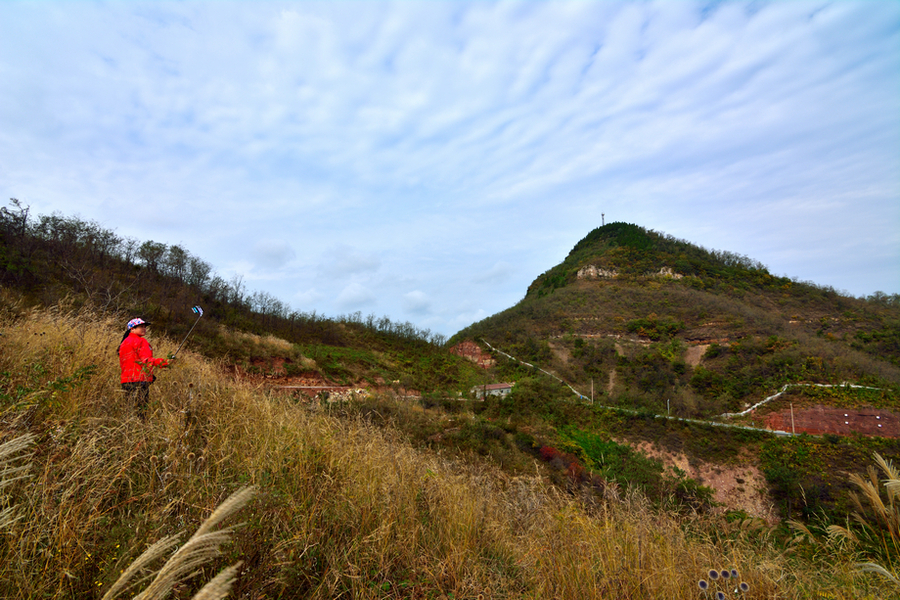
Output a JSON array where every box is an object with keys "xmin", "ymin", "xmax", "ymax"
[{"xmin": 172, "ymin": 306, "xmax": 204, "ymax": 358}]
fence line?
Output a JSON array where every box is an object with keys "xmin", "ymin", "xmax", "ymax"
[
  {"xmin": 717, "ymin": 382, "xmax": 882, "ymax": 419},
  {"xmin": 478, "ymin": 339, "xmax": 883, "ymax": 439}
]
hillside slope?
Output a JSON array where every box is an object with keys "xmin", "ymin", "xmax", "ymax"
[
  {"xmin": 451, "ymin": 222, "xmax": 900, "ymax": 419},
  {"xmin": 4, "ymin": 204, "xmax": 900, "ymax": 577},
  {"xmin": 0, "ymin": 200, "xmax": 484, "ymax": 395},
  {"xmin": 1, "ymin": 304, "xmax": 895, "ymax": 599}
]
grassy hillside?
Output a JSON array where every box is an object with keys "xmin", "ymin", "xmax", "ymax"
[
  {"xmin": 451, "ymin": 223, "xmax": 900, "ymax": 418},
  {"xmin": 0, "ymin": 200, "xmax": 483, "ymax": 395},
  {"xmin": 1, "ymin": 303, "xmax": 896, "ymax": 599},
  {"xmin": 446, "ymin": 223, "xmax": 900, "ymax": 530},
  {"xmin": 3, "ymin": 206, "xmax": 900, "ymax": 596}
]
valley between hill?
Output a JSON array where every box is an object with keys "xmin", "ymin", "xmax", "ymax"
[{"xmin": 2, "ymin": 205, "xmax": 899, "ymax": 597}]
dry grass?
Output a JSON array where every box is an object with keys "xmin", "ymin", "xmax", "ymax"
[
  {"xmin": 101, "ymin": 486, "xmax": 254, "ymax": 600},
  {"xmin": 788, "ymin": 452, "xmax": 900, "ymax": 593},
  {"xmin": 221, "ymin": 326, "xmax": 295, "ymax": 354},
  {"xmin": 0, "ymin": 432, "xmax": 34, "ymax": 529},
  {"xmin": 848, "ymin": 453, "xmax": 900, "ymax": 589},
  {"xmin": 0, "ymin": 300, "xmax": 893, "ymax": 598}
]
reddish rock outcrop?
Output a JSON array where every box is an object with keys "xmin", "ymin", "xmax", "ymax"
[{"xmin": 449, "ymin": 340, "xmax": 495, "ymax": 368}]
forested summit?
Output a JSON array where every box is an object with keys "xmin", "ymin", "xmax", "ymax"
[{"xmin": 530, "ymin": 222, "xmax": 797, "ymax": 298}]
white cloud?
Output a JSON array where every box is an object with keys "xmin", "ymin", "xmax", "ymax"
[
  {"xmin": 319, "ymin": 245, "xmax": 382, "ymax": 278},
  {"xmin": 252, "ymin": 239, "xmax": 296, "ymax": 270},
  {"xmin": 292, "ymin": 287, "xmax": 325, "ymax": 311},
  {"xmin": 474, "ymin": 262, "xmax": 514, "ymax": 285},
  {"xmin": 403, "ymin": 290, "xmax": 431, "ymax": 315},
  {"xmin": 0, "ymin": 1, "xmax": 897, "ymax": 335},
  {"xmin": 335, "ymin": 282, "xmax": 376, "ymax": 310}
]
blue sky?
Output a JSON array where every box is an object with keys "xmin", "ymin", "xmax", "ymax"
[{"xmin": 1, "ymin": 1, "xmax": 898, "ymax": 336}]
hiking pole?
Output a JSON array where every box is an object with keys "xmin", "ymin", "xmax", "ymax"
[{"xmin": 172, "ymin": 306, "xmax": 204, "ymax": 359}]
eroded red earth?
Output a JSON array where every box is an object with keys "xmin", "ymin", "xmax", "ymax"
[{"xmin": 754, "ymin": 405, "xmax": 899, "ymax": 437}]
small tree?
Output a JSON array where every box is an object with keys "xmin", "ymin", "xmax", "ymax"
[
  {"xmin": 164, "ymin": 244, "xmax": 189, "ymax": 281},
  {"xmin": 137, "ymin": 240, "xmax": 168, "ymax": 274}
]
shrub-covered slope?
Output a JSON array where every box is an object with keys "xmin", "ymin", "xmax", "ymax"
[
  {"xmin": 1, "ymin": 304, "xmax": 895, "ymax": 599},
  {"xmin": 451, "ymin": 223, "xmax": 900, "ymax": 417},
  {"xmin": 0, "ymin": 200, "xmax": 483, "ymax": 395}
]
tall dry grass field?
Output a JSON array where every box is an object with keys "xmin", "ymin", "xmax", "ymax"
[{"xmin": 0, "ymin": 299, "xmax": 890, "ymax": 598}]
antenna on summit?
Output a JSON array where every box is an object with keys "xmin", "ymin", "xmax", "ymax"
[{"xmin": 602, "ymin": 213, "xmax": 605, "ymax": 226}]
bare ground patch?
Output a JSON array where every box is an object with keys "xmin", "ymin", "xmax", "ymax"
[
  {"xmin": 627, "ymin": 440, "xmax": 778, "ymax": 523},
  {"xmin": 548, "ymin": 341, "xmax": 571, "ymax": 366},
  {"xmin": 684, "ymin": 344, "xmax": 709, "ymax": 367}
]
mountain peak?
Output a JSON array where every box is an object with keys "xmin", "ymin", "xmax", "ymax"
[{"xmin": 529, "ymin": 223, "xmax": 772, "ymax": 298}]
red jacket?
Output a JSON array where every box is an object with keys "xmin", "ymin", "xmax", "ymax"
[{"xmin": 119, "ymin": 333, "xmax": 168, "ymax": 383}]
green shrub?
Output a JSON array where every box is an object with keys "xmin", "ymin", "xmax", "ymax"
[
  {"xmin": 562, "ymin": 429, "xmax": 713, "ymax": 510},
  {"xmin": 626, "ymin": 315, "xmax": 684, "ymax": 340}
]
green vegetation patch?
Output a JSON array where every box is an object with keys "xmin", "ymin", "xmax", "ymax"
[
  {"xmin": 760, "ymin": 434, "xmax": 900, "ymax": 522},
  {"xmin": 626, "ymin": 314, "xmax": 684, "ymax": 340},
  {"xmin": 0, "ymin": 362, "xmax": 96, "ymax": 412},
  {"xmin": 852, "ymin": 321, "xmax": 900, "ymax": 367},
  {"xmin": 560, "ymin": 428, "xmax": 714, "ymax": 509},
  {"xmin": 755, "ymin": 384, "xmax": 900, "ymax": 413}
]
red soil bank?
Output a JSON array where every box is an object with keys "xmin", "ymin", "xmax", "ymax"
[{"xmin": 760, "ymin": 405, "xmax": 899, "ymax": 437}]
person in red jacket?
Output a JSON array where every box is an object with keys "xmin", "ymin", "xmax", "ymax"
[{"xmin": 118, "ymin": 317, "xmax": 170, "ymax": 419}]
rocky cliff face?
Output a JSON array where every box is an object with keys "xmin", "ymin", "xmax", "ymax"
[
  {"xmin": 575, "ymin": 265, "xmax": 684, "ymax": 279},
  {"xmin": 449, "ymin": 340, "xmax": 495, "ymax": 368}
]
